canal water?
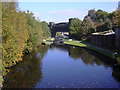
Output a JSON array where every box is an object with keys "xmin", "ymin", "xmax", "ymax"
[{"xmin": 3, "ymin": 45, "xmax": 120, "ymax": 88}]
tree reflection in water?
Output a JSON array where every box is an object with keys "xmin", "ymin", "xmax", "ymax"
[
  {"xmin": 3, "ymin": 45, "xmax": 120, "ymax": 88},
  {"xmin": 68, "ymin": 46, "xmax": 116, "ymax": 66},
  {"xmin": 112, "ymin": 65, "xmax": 120, "ymax": 82},
  {"xmin": 50, "ymin": 45, "xmax": 120, "ymax": 84},
  {"xmin": 68, "ymin": 45, "xmax": 120, "ymax": 83},
  {"xmin": 3, "ymin": 45, "xmax": 49, "ymax": 88}
]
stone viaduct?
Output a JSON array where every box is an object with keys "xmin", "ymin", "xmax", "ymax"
[{"xmin": 49, "ymin": 19, "xmax": 73, "ymax": 37}]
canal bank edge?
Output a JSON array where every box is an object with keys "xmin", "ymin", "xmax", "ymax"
[
  {"xmin": 43, "ymin": 38, "xmax": 120, "ymax": 63},
  {"xmin": 64, "ymin": 40, "xmax": 116, "ymax": 59}
]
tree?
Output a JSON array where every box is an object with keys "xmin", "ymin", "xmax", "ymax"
[
  {"xmin": 114, "ymin": 1, "xmax": 120, "ymax": 26},
  {"xmin": 108, "ymin": 11, "xmax": 116, "ymax": 25},
  {"xmin": 88, "ymin": 9, "xmax": 96, "ymax": 21},
  {"xmin": 69, "ymin": 18, "xmax": 82, "ymax": 39},
  {"xmin": 2, "ymin": 2, "xmax": 29, "ymax": 75},
  {"xmin": 81, "ymin": 17, "xmax": 96, "ymax": 35},
  {"xmin": 2, "ymin": 1, "xmax": 51, "ymax": 77},
  {"xmin": 96, "ymin": 18, "xmax": 112, "ymax": 32},
  {"xmin": 41, "ymin": 21, "xmax": 51, "ymax": 38},
  {"xmin": 95, "ymin": 9, "xmax": 109, "ymax": 22},
  {"xmin": 104, "ymin": 18, "xmax": 112, "ymax": 30},
  {"xmin": 98, "ymin": 18, "xmax": 104, "ymax": 23}
]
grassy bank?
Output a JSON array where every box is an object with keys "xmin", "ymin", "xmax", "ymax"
[
  {"xmin": 43, "ymin": 38, "xmax": 118, "ymax": 59},
  {"xmin": 64, "ymin": 40, "xmax": 116, "ymax": 59},
  {"xmin": 43, "ymin": 37, "xmax": 54, "ymax": 45}
]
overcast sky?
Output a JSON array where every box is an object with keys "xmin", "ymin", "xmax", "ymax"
[{"xmin": 19, "ymin": 2, "xmax": 118, "ymax": 23}]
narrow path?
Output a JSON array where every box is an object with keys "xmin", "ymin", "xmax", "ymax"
[
  {"xmin": 81, "ymin": 42, "xmax": 114, "ymax": 54},
  {"xmin": 66, "ymin": 39, "xmax": 116, "ymax": 58},
  {"xmin": 44, "ymin": 38, "xmax": 117, "ymax": 58}
]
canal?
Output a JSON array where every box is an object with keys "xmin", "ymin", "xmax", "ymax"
[{"xmin": 3, "ymin": 45, "xmax": 120, "ymax": 88}]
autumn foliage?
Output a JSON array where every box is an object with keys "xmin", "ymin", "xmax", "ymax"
[{"xmin": 2, "ymin": 2, "xmax": 51, "ymax": 75}]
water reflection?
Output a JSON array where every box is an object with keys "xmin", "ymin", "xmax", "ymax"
[
  {"xmin": 3, "ymin": 45, "xmax": 49, "ymax": 88},
  {"xmin": 112, "ymin": 65, "xmax": 120, "ymax": 82},
  {"xmin": 68, "ymin": 46, "xmax": 120, "ymax": 84},
  {"xmin": 68, "ymin": 46, "xmax": 117, "ymax": 66},
  {"xmin": 68, "ymin": 46, "xmax": 83, "ymax": 59},
  {"xmin": 53, "ymin": 45, "xmax": 120, "ymax": 83},
  {"xmin": 3, "ymin": 45, "xmax": 120, "ymax": 88},
  {"xmin": 68, "ymin": 46, "xmax": 96, "ymax": 65}
]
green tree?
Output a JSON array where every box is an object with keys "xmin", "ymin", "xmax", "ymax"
[
  {"xmin": 114, "ymin": 1, "xmax": 120, "ymax": 26},
  {"xmin": 108, "ymin": 11, "xmax": 116, "ymax": 25},
  {"xmin": 95, "ymin": 9, "xmax": 109, "ymax": 22},
  {"xmin": 41, "ymin": 21, "xmax": 51, "ymax": 38},
  {"xmin": 24, "ymin": 11, "xmax": 42, "ymax": 51},
  {"xmin": 81, "ymin": 17, "xmax": 96, "ymax": 35},
  {"xmin": 69, "ymin": 18, "xmax": 82, "ymax": 39},
  {"xmin": 88, "ymin": 9, "xmax": 96, "ymax": 21},
  {"xmin": 98, "ymin": 18, "xmax": 104, "ymax": 23},
  {"xmin": 104, "ymin": 18, "xmax": 112, "ymax": 30}
]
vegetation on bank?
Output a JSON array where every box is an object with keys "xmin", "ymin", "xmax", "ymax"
[
  {"xmin": 65, "ymin": 2, "xmax": 120, "ymax": 61},
  {"xmin": 42, "ymin": 37, "xmax": 54, "ymax": 45},
  {"xmin": 1, "ymin": 1, "xmax": 120, "ymax": 88},
  {"xmin": 2, "ymin": 2, "xmax": 51, "ymax": 76},
  {"xmin": 69, "ymin": 2, "xmax": 120, "ymax": 39},
  {"xmin": 43, "ymin": 38, "xmax": 117, "ymax": 59}
]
